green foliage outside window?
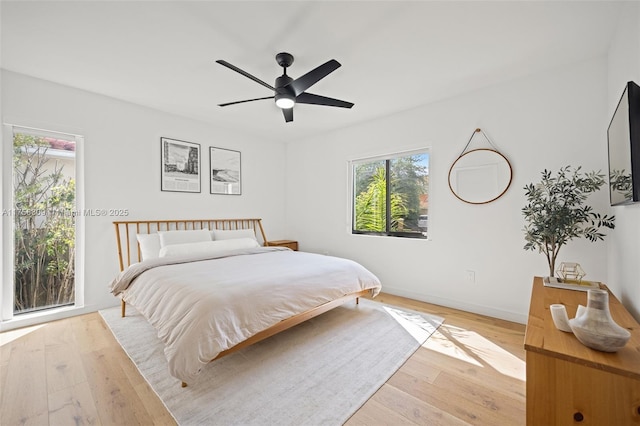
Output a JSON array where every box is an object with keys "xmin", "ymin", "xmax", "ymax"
[
  {"xmin": 13, "ymin": 133, "xmax": 76, "ymax": 313},
  {"xmin": 354, "ymin": 167, "xmax": 407, "ymax": 231},
  {"xmin": 353, "ymin": 153, "xmax": 428, "ymax": 235}
]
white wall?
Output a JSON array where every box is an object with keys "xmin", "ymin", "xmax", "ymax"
[
  {"xmin": 1, "ymin": 70, "xmax": 287, "ymax": 329},
  {"xmin": 286, "ymin": 57, "xmax": 612, "ymax": 323},
  {"xmin": 607, "ymin": 2, "xmax": 640, "ymax": 320}
]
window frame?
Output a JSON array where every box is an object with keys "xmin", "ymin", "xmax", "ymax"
[
  {"xmin": 1, "ymin": 124, "xmax": 85, "ymax": 324},
  {"xmin": 349, "ymin": 147, "xmax": 430, "ymax": 239}
]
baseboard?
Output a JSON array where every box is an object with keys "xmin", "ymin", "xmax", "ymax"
[{"xmin": 380, "ymin": 285, "xmax": 528, "ymax": 325}]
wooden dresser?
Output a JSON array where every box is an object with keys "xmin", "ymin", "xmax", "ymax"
[{"xmin": 524, "ymin": 277, "xmax": 640, "ymax": 425}]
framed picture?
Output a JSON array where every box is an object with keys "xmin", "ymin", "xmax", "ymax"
[
  {"xmin": 209, "ymin": 147, "xmax": 241, "ymax": 195},
  {"xmin": 161, "ymin": 137, "xmax": 201, "ymax": 193}
]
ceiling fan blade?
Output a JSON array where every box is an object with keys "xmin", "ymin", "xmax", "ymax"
[
  {"xmin": 216, "ymin": 60, "xmax": 275, "ymax": 91},
  {"xmin": 218, "ymin": 96, "xmax": 274, "ymax": 107},
  {"xmin": 282, "ymin": 107, "xmax": 293, "ymax": 123},
  {"xmin": 287, "ymin": 59, "xmax": 341, "ymax": 97},
  {"xmin": 296, "ymin": 92, "xmax": 354, "ymax": 109}
]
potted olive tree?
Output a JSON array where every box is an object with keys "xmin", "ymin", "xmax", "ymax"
[{"xmin": 522, "ymin": 166, "xmax": 615, "ymax": 278}]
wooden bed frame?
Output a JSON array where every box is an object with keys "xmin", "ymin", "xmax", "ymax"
[{"xmin": 113, "ymin": 218, "xmax": 368, "ymax": 387}]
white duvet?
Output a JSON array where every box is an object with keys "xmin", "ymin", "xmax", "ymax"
[{"xmin": 109, "ymin": 247, "xmax": 381, "ymax": 384}]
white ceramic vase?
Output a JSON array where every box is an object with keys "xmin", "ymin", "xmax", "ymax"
[{"xmin": 567, "ymin": 289, "xmax": 631, "ymax": 352}]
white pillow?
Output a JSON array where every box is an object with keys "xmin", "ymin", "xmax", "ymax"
[
  {"xmin": 158, "ymin": 238, "xmax": 259, "ymax": 258},
  {"xmin": 158, "ymin": 229, "xmax": 211, "ymax": 247},
  {"xmin": 136, "ymin": 233, "xmax": 161, "ymax": 260},
  {"xmin": 211, "ymin": 229, "xmax": 257, "ymax": 241}
]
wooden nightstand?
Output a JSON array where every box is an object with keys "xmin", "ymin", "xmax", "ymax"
[{"xmin": 265, "ymin": 240, "xmax": 298, "ymax": 251}]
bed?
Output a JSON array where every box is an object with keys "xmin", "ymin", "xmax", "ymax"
[{"xmin": 109, "ymin": 218, "xmax": 382, "ymax": 387}]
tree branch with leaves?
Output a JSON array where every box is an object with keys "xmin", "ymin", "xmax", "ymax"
[
  {"xmin": 522, "ymin": 166, "xmax": 615, "ymax": 277},
  {"xmin": 12, "ymin": 134, "xmax": 76, "ymax": 312}
]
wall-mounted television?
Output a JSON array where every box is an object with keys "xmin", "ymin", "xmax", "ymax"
[{"xmin": 607, "ymin": 80, "xmax": 640, "ymax": 205}]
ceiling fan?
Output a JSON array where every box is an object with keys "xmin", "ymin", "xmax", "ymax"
[{"xmin": 216, "ymin": 52, "xmax": 354, "ymax": 123}]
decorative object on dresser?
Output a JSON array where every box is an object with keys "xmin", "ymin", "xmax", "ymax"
[
  {"xmin": 543, "ymin": 262, "xmax": 600, "ymax": 292},
  {"xmin": 543, "ymin": 276, "xmax": 600, "ymax": 292},
  {"xmin": 568, "ymin": 288, "xmax": 631, "ymax": 352},
  {"xmin": 524, "ymin": 277, "xmax": 640, "ymax": 425},
  {"xmin": 265, "ymin": 239, "xmax": 298, "ymax": 251},
  {"xmin": 549, "ymin": 303, "xmax": 574, "ymax": 332},
  {"xmin": 522, "ymin": 166, "xmax": 615, "ymax": 277},
  {"xmin": 556, "ymin": 261, "xmax": 585, "ymax": 281},
  {"xmin": 549, "ymin": 288, "xmax": 631, "ymax": 352}
]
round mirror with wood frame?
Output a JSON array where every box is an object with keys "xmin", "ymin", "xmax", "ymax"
[{"xmin": 448, "ymin": 148, "xmax": 513, "ymax": 204}]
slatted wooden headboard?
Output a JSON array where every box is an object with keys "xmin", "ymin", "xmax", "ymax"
[{"xmin": 113, "ymin": 218, "xmax": 268, "ymax": 271}]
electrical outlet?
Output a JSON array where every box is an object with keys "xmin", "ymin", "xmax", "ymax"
[{"xmin": 466, "ymin": 270, "xmax": 475, "ymax": 283}]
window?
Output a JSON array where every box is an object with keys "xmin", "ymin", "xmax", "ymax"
[
  {"xmin": 2, "ymin": 126, "xmax": 84, "ymax": 320},
  {"xmin": 352, "ymin": 149, "xmax": 429, "ymax": 238}
]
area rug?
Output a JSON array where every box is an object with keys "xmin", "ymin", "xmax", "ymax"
[{"xmin": 99, "ymin": 298, "xmax": 443, "ymax": 426}]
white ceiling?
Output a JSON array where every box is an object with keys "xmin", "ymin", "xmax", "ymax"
[{"xmin": 1, "ymin": 1, "xmax": 623, "ymax": 143}]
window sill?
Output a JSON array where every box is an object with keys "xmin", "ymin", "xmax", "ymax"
[
  {"xmin": 1, "ymin": 304, "xmax": 84, "ymax": 332},
  {"xmin": 351, "ymin": 232, "xmax": 429, "ymax": 240}
]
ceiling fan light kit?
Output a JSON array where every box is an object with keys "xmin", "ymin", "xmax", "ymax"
[
  {"xmin": 216, "ymin": 52, "xmax": 354, "ymax": 123},
  {"xmin": 275, "ymin": 96, "xmax": 295, "ymax": 109}
]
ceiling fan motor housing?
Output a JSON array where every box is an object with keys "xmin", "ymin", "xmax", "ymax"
[
  {"xmin": 275, "ymin": 74, "xmax": 293, "ymax": 89},
  {"xmin": 274, "ymin": 74, "xmax": 295, "ymax": 107}
]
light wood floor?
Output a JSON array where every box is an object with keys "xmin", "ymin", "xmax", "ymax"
[{"xmin": 0, "ymin": 293, "xmax": 526, "ymax": 425}]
